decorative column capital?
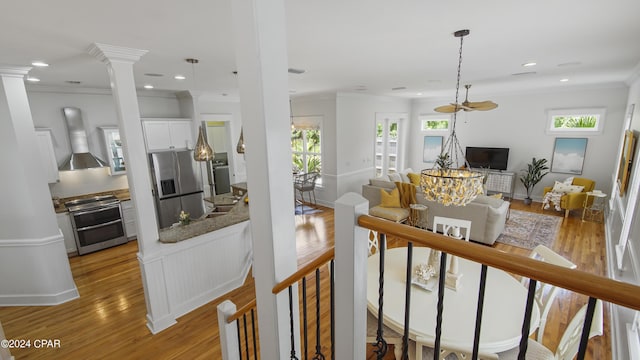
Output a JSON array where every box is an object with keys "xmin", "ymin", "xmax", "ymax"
[
  {"xmin": 0, "ymin": 66, "xmax": 31, "ymax": 78},
  {"xmin": 88, "ymin": 43, "xmax": 148, "ymax": 64}
]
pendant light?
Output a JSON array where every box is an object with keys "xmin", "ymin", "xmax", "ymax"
[
  {"xmin": 194, "ymin": 125, "xmax": 214, "ymax": 161},
  {"xmin": 236, "ymin": 127, "xmax": 245, "ymax": 154},
  {"xmin": 420, "ymin": 29, "xmax": 484, "ymax": 206},
  {"xmin": 186, "ymin": 58, "xmax": 214, "ymax": 162}
]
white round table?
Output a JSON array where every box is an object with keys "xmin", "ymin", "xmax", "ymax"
[{"xmin": 367, "ymin": 247, "xmax": 540, "ymax": 353}]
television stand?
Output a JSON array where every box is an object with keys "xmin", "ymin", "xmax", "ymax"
[{"xmin": 483, "ymin": 170, "xmax": 515, "ymax": 200}]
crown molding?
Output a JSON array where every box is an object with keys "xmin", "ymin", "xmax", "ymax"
[
  {"xmin": 0, "ymin": 66, "xmax": 31, "ymax": 78},
  {"xmin": 88, "ymin": 43, "xmax": 148, "ymax": 64}
]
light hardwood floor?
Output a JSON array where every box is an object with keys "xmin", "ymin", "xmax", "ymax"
[{"xmin": 0, "ymin": 200, "xmax": 609, "ymax": 359}]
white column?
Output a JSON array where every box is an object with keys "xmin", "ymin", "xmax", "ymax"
[
  {"xmin": 334, "ymin": 192, "xmax": 370, "ymax": 359},
  {"xmin": 88, "ymin": 44, "xmax": 173, "ymax": 332},
  {"xmin": 217, "ymin": 300, "xmax": 241, "ymax": 360},
  {"xmin": 0, "ymin": 66, "xmax": 78, "ymax": 305},
  {"xmin": 231, "ymin": 0, "xmax": 300, "ymax": 358}
]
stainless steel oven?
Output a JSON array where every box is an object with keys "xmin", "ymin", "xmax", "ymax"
[{"xmin": 65, "ymin": 195, "xmax": 128, "ymax": 255}]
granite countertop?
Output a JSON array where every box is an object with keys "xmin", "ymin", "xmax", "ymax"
[
  {"xmin": 158, "ymin": 198, "xmax": 250, "ymax": 243},
  {"xmin": 53, "ymin": 189, "xmax": 131, "ymax": 213}
]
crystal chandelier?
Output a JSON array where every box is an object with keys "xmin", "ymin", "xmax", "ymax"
[{"xmin": 421, "ymin": 29, "xmax": 484, "ymax": 206}]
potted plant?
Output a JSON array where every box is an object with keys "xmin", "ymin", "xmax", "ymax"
[{"xmin": 520, "ymin": 157, "xmax": 550, "ymax": 205}]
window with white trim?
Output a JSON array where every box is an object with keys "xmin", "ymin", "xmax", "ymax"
[
  {"xmin": 546, "ymin": 108, "xmax": 606, "ymax": 135},
  {"xmin": 375, "ymin": 113, "xmax": 406, "ymax": 177},
  {"xmin": 420, "ymin": 114, "xmax": 451, "ymax": 132},
  {"xmin": 291, "ymin": 116, "xmax": 322, "ymax": 179}
]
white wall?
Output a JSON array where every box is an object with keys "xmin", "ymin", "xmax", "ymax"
[
  {"xmin": 410, "ymin": 84, "xmax": 628, "ymax": 201},
  {"xmin": 25, "ymin": 86, "xmax": 182, "ymax": 198},
  {"xmin": 335, "ymin": 93, "xmax": 411, "ymax": 199}
]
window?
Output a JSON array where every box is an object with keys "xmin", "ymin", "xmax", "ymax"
[
  {"xmin": 291, "ymin": 116, "xmax": 322, "ymax": 177},
  {"xmin": 375, "ymin": 113, "xmax": 406, "ymax": 177},
  {"xmin": 420, "ymin": 115, "xmax": 451, "ymax": 131},
  {"xmin": 546, "ymin": 108, "xmax": 606, "ymax": 135}
]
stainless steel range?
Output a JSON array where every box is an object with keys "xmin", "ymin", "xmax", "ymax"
[{"xmin": 65, "ymin": 195, "xmax": 127, "ymax": 255}]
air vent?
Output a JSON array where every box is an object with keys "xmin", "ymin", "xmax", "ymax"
[
  {"xmin": 392, "ymin": 86, "xmax": 407, "ymax": 91},
  {"xmin": 511, "ymin": 71, "xmax": 537, "ymax": 76},
  {"xmin": 144, "ymin": 73, "xmax": 164, "ymax": 77},
  {"xmin": 65, "ymin": 80, "xmax": 82, "ymax": 84}
]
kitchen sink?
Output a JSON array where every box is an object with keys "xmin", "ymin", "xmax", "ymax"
[{"xmin": 206, "ymin": 204, "xmax": 235, "ymax": 218}]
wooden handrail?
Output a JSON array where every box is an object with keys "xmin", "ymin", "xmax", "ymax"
[
  {"xmin": 227, "ymin": 299, "xmax": 257, "ymax": 324},
  {"xmin": 272, "ymin": 247, "xmax": 335, "ymax": 294},
  {"xmin": 358, "ymin": 214, "xmax": 640, "ymax": 311}
]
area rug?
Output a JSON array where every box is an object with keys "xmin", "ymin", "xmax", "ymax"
[
  {"xmin": 295, "ymin": 205, "xmax": 323, "ymax": 215},
  {"xmin": 495, "ymin": 210, "xmax": 562, "ymax": 249}
]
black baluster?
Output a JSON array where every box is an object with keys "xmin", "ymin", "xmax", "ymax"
[
  {"xmin": 289, "ymin": 286, "xmax": 300, "ymax": 360},
  {"xmin": 472, "ymin": 264, "xmax": 488, "ymax": 360},
  {"xmin": 518, "ymin": 279, "xmax": 537, "ymax": 360},
  {"xmin": 401, "ymin": 243, "xmax": 413, "ymax": 360},
  {"xmin": 576, "ymin": 297, "xmax": 598, "ymax": 360},
  {"xmin": 313, "ymin": 268, "xmax": 326, "ymax": 360},
  {"xmin": 330, "ymin": 259, "xmax": 335, "ymax": 360},
  {"xmin": 375, "ymin": 233, "xmax": 388, "ymax": 359},
  {"xmin": 303, "ymin": 277, "xmax": 308, "ymax": 360},
  {"xmin": 243, "ymin": 314, "xmax": 250, "ymax": 360},
  {"xmin": 251, "ymin": 308, "xmax": 258, "ymax": 360},
  {"xmin": 236, "ymin": 320, "xmax": 242, "ymax": 359},
  {"xmin": 434, "ymin": 251, "xmax": 448, "ymax": 360}
]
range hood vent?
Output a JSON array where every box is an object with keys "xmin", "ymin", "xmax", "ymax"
[{"xmin": 59, "ymin": 107, "xmax": 107, "ymax": 171}]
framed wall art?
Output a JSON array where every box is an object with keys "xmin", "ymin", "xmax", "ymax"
[
  {"xmin": 423, "ymin": 136, "xmax": 443, "ymax": 164},
  {"xmin": 551, "ymin": 137, "xmax": 588, "ymax": 174},
  {"xmin": 617, "ymin": 130, "xmax": 636, "ymax": 196}
]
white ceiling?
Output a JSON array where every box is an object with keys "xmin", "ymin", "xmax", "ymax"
[{"xmin": 2, "ymin": 0, "xmax": 640, "ymax": 100}]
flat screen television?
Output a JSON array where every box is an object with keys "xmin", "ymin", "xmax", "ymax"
[{"xmin": 465, "ymin": 147, "xmax": 509, "ymax": 170}]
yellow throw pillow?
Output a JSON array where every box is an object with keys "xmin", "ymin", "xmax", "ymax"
[
  {"xmin": 380, "ymin": 188, "xmax": 401, "ymax": 208},
  {"xmin": 407, "ymin": 172, "xmax": 421, "ymax": 186}
]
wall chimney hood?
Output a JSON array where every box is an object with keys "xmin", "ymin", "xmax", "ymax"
[{"xmin": 59, "ymin": 107, "xmax": 107, "ymax": 171}]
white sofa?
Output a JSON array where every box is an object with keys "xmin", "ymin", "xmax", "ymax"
[{"xmin": 362, "ymin": 178, "xmax": 510, "ymax": 245}]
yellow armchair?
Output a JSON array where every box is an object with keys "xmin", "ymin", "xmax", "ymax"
[{"xmin": 543, "ymin": 177, "xmax": 595, "ymax": 218}]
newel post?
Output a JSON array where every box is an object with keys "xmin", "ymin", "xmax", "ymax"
[
  {"xmin": 335, "ymin": 192, "xmax": 370, "ymax": 359},
  {"xmin": 217, "ymin": 300, "xmax": 240, "ymax": 360}
]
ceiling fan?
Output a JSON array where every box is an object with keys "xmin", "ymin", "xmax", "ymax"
[{"xmin": 434, "ymin": 84, "xmax": 498, "ymax": 113}]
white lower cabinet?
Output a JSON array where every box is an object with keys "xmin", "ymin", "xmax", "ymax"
[
  {"xmin": 56, "ymin": 212, "xmax": 77, "ymax": 253},
  {"xmin": 121, "ymin": 200, "xmax": 137, "ymax": 239}
]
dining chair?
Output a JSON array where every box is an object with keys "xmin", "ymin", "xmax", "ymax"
[
  {"xmin": 498, "ymin": 300, "xmax": 603, "ymax": 360},
  {"xmin": 520, "ymin": 245, "xmax": 577, "ymax": 342},
  {"xmin": 432, "ymin": 216, "xmax": 471, "ymax": 241},
  {"xmin": 412, "ymin": 337, "xmax": 498, "ymax": 360},
  {"xmin": 293, "ymin": 172, "xmax": 320, "ymax": 213}
]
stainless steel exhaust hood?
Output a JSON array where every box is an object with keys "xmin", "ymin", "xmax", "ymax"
[{"xmin": 59, "ymin": 107, "xmax": 107, "ymax": 171}]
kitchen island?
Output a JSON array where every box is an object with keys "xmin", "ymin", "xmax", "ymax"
[
  {"xmin": 141, "ymin": 196, "xmax": 253, "ymax": 334},
  {"xmin": 158, "ymin": 197, "xmax": 249, "ymax": 243}
]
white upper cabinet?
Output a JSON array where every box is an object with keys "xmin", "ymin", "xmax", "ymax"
[
  {"xmin": 35, "ymin": 128, "xmax": 59, "ymax": 183},
  {"xmin": 100, "ymin": 126, "xmax": 126, "ymax": 175},
  {"xmin": 142, "ymin": 119, "xmax": 193, "ymax": 152}
]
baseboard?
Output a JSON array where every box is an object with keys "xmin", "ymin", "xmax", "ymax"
[
  {"xmin": 145, "ymin": 314, "xmax": 177, "ymax": 335},
  {"xmin": 0, "ymin": 287, "xmax": 79, "ymax": 306}
]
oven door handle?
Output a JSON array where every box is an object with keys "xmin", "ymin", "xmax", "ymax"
[
  {"xmin": 72, "ymin": 204, "xmax": 120, "ymax": 217},
  {"xmin": 76, "ymin": 218, "xmax": 123, "ymax": 232}
]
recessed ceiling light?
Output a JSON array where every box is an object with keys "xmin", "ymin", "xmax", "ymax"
[
  {"xmin": 26, "ymin": 76, "xmax": 40, "ymax": 82},
  {"xmin": 144, "ymin": 84, "xmax": 154, "ymax": 89},
  {"xmin": 416, "ymin": 92, "xmax": 423, "ymax": 96},
  {"xmin": 31, "ymin": 61, "xmax": 49, "ymax": 67},
  {"xmin": 560, "ymin": 78, "xmax": 569, "ymax": 82},
  {"xmin": 174, "ymin": 75, "xmax": 186, "ymax": 80},
  {"xmin": 522, "ymin": 62, "xmax": 537, "ymax": 67}
]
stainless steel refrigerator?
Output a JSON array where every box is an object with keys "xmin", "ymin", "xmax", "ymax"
[{"xmin": 150, "ymin": 150, "xmax": 205, "ymax": 229}]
